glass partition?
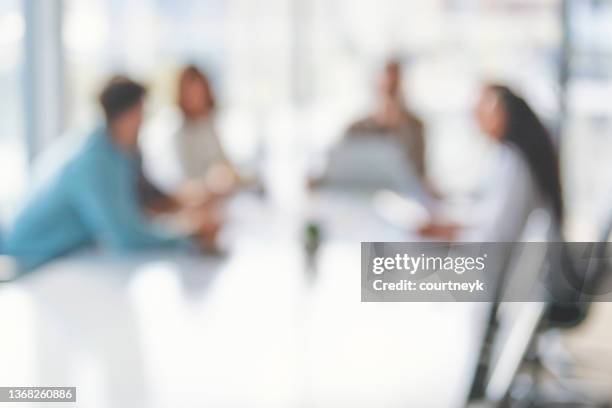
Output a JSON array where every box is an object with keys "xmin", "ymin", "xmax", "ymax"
[{"xmin": 0, "ymin": 0, "xmax": 26, "ymax": 221}]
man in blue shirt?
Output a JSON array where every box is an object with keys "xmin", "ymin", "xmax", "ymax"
[{"xmin": 3, "ymin": 76, "xmax": 218, "ymax": 271}]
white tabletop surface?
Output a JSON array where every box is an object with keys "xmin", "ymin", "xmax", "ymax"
[{"xmin": 0, "ymin": 191, "xmax": 488, "ymax": 408}]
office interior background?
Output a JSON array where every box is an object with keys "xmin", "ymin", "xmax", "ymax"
[
  {"xmin": 1, "ymin": 0, "xmax": 611, "ymax": 237},
  {"xmin": 0, "ymin": 0, "xmax": 612, "ymax": 236},
  {"xmin": 1, "ymin": 0, "xmax": 612, "ymax": 407}
]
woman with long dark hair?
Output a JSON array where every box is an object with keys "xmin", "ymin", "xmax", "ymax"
[
  {"xmin": 421, "ymin": 84, "xmax": 563, "ymax": 241},
  {"xmin": 486, "ymin": 85, "xmax": 563, "ymax": 223}
]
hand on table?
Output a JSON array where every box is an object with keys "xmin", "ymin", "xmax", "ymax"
[
  {"xmin": 185, "ymin": 206, "xmax": 224, "ymax": 252},
  {"xmin": 155, "ymin": 202, "xmax": 223, "ymax": 251},
  {"xmin": 418, "ymin": 222, "xmax": 460, "ymax": 241},
  {"xmin": 192, "ymin": 218, "xmax": 222, "ymax": 251},
  {"xmin": 176, "ymin": 165, "xmax": 238, "ymax": 210}
]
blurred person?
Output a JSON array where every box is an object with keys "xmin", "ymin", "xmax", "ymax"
[
  {"xmin": 3, "ymin": 76, "xmax": 220, "ymax": 272},
  {"xmin": 346, "ymin": 59, "xmax": 427, "ymax": 182},
  {"xmin": 420, "ymin": 84, "xmax": 563, "ymax": 242},
  {"xmin": 172, "ymin": 65, "xmax": 239, "ymax": 197}
]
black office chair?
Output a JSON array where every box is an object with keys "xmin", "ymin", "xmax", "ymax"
[
  {"xmin": 537, "ymin": 218, "xmax": 612, "ymax": 407},
  {"xmin": 545, "ymin": 224, "xmax": 612, "ymax": 326},
  {"xmin": 467, "ymin": 215, "xmax": 612, "ymax": 408},
  {"xmin": 500, "ymin": 216, "xmax": 612, "ymax": 408}
]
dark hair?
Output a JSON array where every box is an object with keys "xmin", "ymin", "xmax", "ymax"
[
  {"xmin": 99, "ymin": 76, "xmax": 146, "ymax": 122},
  {"xmin": 490, "ymin": 85, "xmax": 564, "ymax": 224},
  {"xmin": 177, "ymin": 65, "xmax": 215, "ymax": 117}
]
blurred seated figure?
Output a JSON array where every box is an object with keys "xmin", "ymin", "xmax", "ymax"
[
  {"xmin": 420, "ymin": 84, "xmax": 564, "ymax": 242},
  {"xmin": 341, "ymin": 59, "xmax": 426, "ymax": 186},
  {"xmin": 174, "ymin": 65, "xmax": 236, "ymax": 190},
  {"xmin": 3, "ymin": 76, "xmax": 220, "ymax": 271},
  {"xmin": 143, "ymin": 65, "xmax": 238, "ymax": 196}
]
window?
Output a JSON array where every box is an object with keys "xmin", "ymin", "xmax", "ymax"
[
  {"xmin": 0, "ymin": 0, "xmax": 26, "ymax": 221},
  {"xmin": 62, "ymin": 0, "xmax": 293, "ymax": 172},
  {"xmin": 60, "ymin": 0, "xmax": 610, "ymax": 238},
  {"xmin": 564, "ymin": 0, "xmax": 612, "ymax": 238}
]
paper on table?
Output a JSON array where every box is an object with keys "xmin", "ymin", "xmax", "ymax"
[{"xmin": 372, "ymin": 190, "xmax": 431, "ymax": 230}]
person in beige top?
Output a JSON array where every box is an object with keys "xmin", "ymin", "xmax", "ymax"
[
  {"xmin": 346, "ymin": 59, "xmax": 426, "ymax": 181},
  {"xmin": 173, "ymin": 65, "xmax": 238, "ymax": 196},
  {"xmin": 138, "ymin": 65, "xmax": 237, "ymax": 241}
]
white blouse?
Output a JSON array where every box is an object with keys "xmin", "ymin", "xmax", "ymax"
[{"xmin": 462, "ymin": 144, "xmax": 554, "ymax": 242}]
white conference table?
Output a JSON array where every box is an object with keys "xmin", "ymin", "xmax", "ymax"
[{"xmin": 0, "ymin": 191, "xmax": 488, "ymax": 408}]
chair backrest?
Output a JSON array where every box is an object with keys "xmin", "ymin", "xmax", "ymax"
[
  {"xmin": 479, "ymin": 214, "xmax": 612, "ymax": 403},
  {"xmin": 467, "ymin": 208, "xmax": 556, "ymax": 402},
  {"xmin": 546, "ymin": 212, "xmax": 612, "ymax": 327},
  {"xmin": 583, "ymin": 214, "xmax": 612, "ymax": 294}
]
